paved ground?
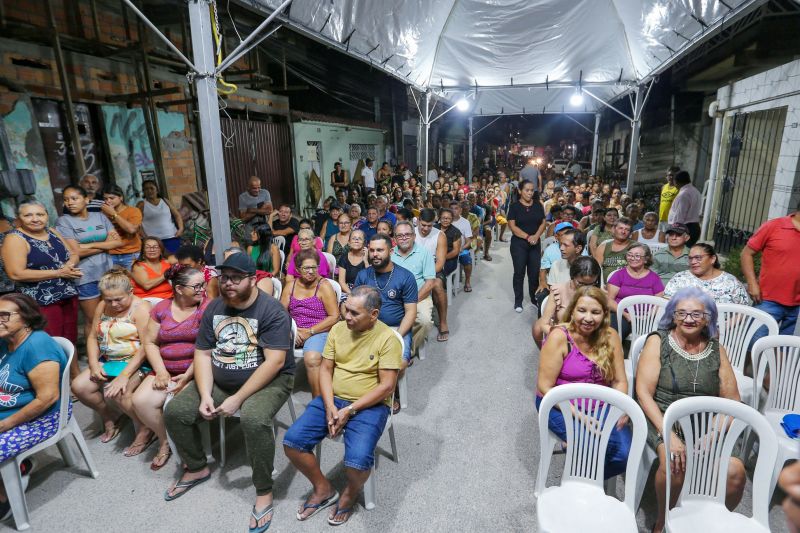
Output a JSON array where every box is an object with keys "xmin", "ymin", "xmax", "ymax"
[{"xmin": 0, "ymin": 240, "xmax": 790, "ymax": 532}]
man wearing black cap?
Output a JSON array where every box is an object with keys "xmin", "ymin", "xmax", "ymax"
[
  {"xmin": 652, "ymin": 223, "xmax": 690, "ymax": 285},
  {"xmin": 361, "ymin": 158, "xmax": 375, "ymax": 195},
  {"xmin": 164, "ymin": 252, "xmax": 293, "ymax": 531}
]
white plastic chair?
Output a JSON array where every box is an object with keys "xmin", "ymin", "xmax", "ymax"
[
  {"xmin": 716, "ymin": 303, "xmax": 779, "ymax": 406},
  {"xmin": 626, "ymin": 335, "xmax": 647, "ymax": 397},
  {"xmin": 326, "ymin": 278, "xmax": 343, "ymax": 302},
  {"xmin": 273, "ymin": 236, "xmax": 286, "ymax": 252},
  {"xmin": 750, "ymin": 335, "xmax": 800, "ymax": 502},
  {"xmin": 536, "ymin": 383, "xmax": 647, "ymax": 532},
  {"xmin": 445, "ymin": 270, "xmax": 458, "ymax": 305},
  {"xmin": 392, "ymin": 327, "xmax": 409, "ymax": 409},
  {"xmin": 616, "ymin": 295, "xmax": 667, "ymax": 345},
  {"xmin": 0, "ymin": 337, "xmax": 99, "ymax": 531},
  {"xmin": 322, "ymin": 252, "xmax": 337, "ymax": 278},
  {"xmin": 663, "ymin": 396, "xmax": 777, "ymax": 533},
  {"xmin": 315, "ymin": 329, "xmax": 402, "ymax": 510},
  {"xmin": 143, "ymin": 296, "xmax": 163, "ymax": 307},
  {"xmin": 278, "ymin": 249, "xmax": 286, "ymax": 274},
  {"xmin": 541, "ymin": 236, "xmax": 556, "ymax": 254},
  {"xmin": 271, "ymin": 277, "xmax": 282, "ymax": 300}
]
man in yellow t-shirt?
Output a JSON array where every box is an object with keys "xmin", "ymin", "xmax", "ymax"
[
  {"xmin": 658, "ymin": 166, "xmax": 680, "ymax": 230},
  {"xmin": 283, "ymin": 285, "xmax": 401, "ymax": 525}
]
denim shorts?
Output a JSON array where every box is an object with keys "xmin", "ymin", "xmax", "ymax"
[
  {"xmin": 110, "ymin": 252, "xmax": 138, "ymax": 271},
  {"xmin": 283, "ymin": 395, "xmax": 390, "ymax": 471},
  {"xmin": 458, "ymin": 250, "xmax": 472, "ymax": 266},
  {"xmin": 302, "ymin": 332, "xmax": 329, "ymax": 354},
  {"xmin": 77, "ymin": 281, "xmax": 100, "ymax": 300}
]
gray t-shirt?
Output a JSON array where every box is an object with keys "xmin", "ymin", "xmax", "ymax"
[
  {"xmin": 238, "ymin": 189, "xmax": 271, "ymax": 212},
  {"xmin": 196, "ymin": 291, "xmax": 294, "ymax": 391},
  {"xmin": 55, "ymin": 212, "xmax": 114, "ymax": 285}
]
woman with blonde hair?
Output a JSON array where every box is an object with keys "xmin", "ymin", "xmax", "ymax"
[
  {"xmin": 536, "ymin": 285, "xmax": 631, "ymax": 478},
  {"xmin": 71, "ymin": 267, "xmax": 153, "ymax": 454}
]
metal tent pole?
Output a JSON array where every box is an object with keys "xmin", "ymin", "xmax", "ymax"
[
  {"xmin": 422, "ymin": 91, "xmax": 430, "ymax": 184},
  {"xmin": 189, "ymin": 0, "xmax": 230, "ymax": 257},
  {"xmin": 626, "ymin": 86, "xmax": 643, "ymax": 195},
  {"xmin": 468, "ymin": 116, "xmax": 473, "ymax": 179},
  {"xmin": 591, "ymin": 113, "xmax": 601, "ymax": 175},
  {"xmin": 701, "ymin": 101, "xmax": 726, "ymax": 241}
]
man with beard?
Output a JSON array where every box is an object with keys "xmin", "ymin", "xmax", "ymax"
[
  {"xmin": 354, "ymin": 235, "xmax": 417, "ymax": 411},
  {"xmin": 163, "ymin": 253, "xmax": 293, "ymax": 532}
]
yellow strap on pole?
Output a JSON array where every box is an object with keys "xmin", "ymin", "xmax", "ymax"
[{"xmin": 210, "ymin": 4, "xmax": 238, "ymax": 96}]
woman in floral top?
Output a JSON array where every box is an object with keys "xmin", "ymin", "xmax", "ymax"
[{"xmin": 663, "ymin": 243, "xmax": 750, "ymax": 305}]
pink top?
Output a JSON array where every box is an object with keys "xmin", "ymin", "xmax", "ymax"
[
  {"xmin": 286, "ymin": 250, "xmax": 331, "ymax": 278},
  {"xmin": 555, "ymin": 327, "xmax": 608, "ymax": 387},
  {"xmin": 288, "ymin": 279, "xmax": 329, "ymax": 329},
  {"xmin": 151, "ymin": 297, "xmax": 209, "ymax": 375}
]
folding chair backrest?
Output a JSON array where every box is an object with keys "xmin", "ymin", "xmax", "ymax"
[
  {"xmin": 716, "ymin": 304, "xmax": 778, "ymax": 372},
  {"xmin": 52, "ymin": 337, "xmax": 75, "ymax": 433},
  {"xmin": 536, "ymin": 383, "xmax": 647, "ymax": 510},
  {"xmin": 617, "ymin": 295, "xmax": 667, "ymax": 343},
  {"xmin": 752, "ymin": 335, "xmax": 800, "ymax": 412},
  {"xmin": 663, "ymin": 396, "xmax": 777, "ymax": 529},
  {"xmin": 272, "ymin": 278, "xmax": 282, "ymax": 300}
]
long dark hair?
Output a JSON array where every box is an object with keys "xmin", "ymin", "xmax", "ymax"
[{"xmin": 253, "ymin": 224, "xmax": 274, "ymax": 271}]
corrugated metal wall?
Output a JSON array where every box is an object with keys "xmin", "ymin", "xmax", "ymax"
[{"xmin": 220, "ymin": 117, "xmax": 295, "ymax": 212}]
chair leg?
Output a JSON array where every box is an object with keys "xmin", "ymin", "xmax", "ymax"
[
  {"xmin": 67, "ymin": 418, "xmax": 100, "ymax": 478},
  {"xmin": 287, "ymin": 395, "xmax": 297, "ymax": 422},
  {"xmin": 417, "ymin": 342, "xmax": 427, "ymax": 361},
  {"xmin": 363, "ymin": 469, "xmax": 377, "ymax": 510},
  {"xmin": 398, "ymin": 372, "xmax": 409, "ymax": 409},
  {"xmin": 56, "ymin": 439, "xmax": 77, "ymax": 468},
  {"xmin": 388, "ymin": 425, "xmax": 398, "ymax": 463},
  {"xmin": 634, "ymin": 448, "xmax": 656, "ymax": 511},
  {"xmin": 201, "ymin": 421, "xmax": 214, "ymax": 462},
  {"xmin": 219, "ymin": 417, "xmax": 227, "ymax": 468},
  {"xmin": 0, "ymin": 462, "xmax": 30, "ymax": 530}
]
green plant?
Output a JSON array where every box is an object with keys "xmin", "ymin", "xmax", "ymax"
[{"xmin": 722, "ymin": 245, "xmax": 760, "ymax": 284}]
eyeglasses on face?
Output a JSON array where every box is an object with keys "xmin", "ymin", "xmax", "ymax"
[
  {"xmin": 300, "ymin": 265, "xmax": 318, "ymax": 272},
  {"xmin": 687, "ymin": 254, "xmax": 709, "ymax": 263},
  {"xmin": 179, "ymin": 283, "xmax": 206, "ymax": 292},
  {"xmin": 626, "ymin": 253, "xmax": 645, "ymax": 260},
  {"xmin": 144, "ymin": 245, "xmax": 161, "ymax": 250},
  {"xmin": 298, "ymin": 237, "xmax": 313, "ymax": 242},
  {"xmin": 219, "ymin": 274, "xmax": 252, "ymax": 285},
  {"xmin": 673, "ymin": 310, "xmax": 709, "ymax": 321},
  {"xmin": 395, "ymin": 233, "xmax": 414, "ymax": 239},
  {"xmin": 0, "ymin": 311, "xmax": 20, "ymax": 322}
]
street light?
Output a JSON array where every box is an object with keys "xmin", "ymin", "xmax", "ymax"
[
  {"xmin": 419, "ymin": 91, "xmax": 474, "ymax": 186},
  {"xmin": 456, "ymin": 97, "xmax": 470, "ymax": 111}
]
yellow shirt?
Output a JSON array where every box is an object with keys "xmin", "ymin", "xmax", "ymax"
[
  {"xmin": 322, "ymin": 321, "xmax": 402, "ymax": 407},
  {"xmin": 659, "ymin": 183, "xmax": 679, "ymax": 222}
]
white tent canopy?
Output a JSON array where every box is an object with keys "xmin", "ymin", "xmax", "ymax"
[{"xmin": 246, "ymin": 0, "xmax": 759, "ymax": 114}]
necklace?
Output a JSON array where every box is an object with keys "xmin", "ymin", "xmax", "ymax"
[
  {"xmin": 669, "ymin": 333, "xmax": 711, "ymax": 393},
  {"xmin": 372, "ymin": 265, "xmax": 394, "ymax": 291}
]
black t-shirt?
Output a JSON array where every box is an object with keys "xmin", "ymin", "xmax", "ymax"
[
  {"xmin": 435, "ymin": 224, "xmax": 462, "ymax": 253},
  {"xmin": 337, "ymin": 252, "xmax": 366, "ymax": 289},
  {"xmin": 507, "ymin": 201, "xmax": 545, "ymax": 241},
  {"xmin": 273, "ymin": 217, "xmax": 300, "ymax": 237},
  {"xmin": 196, "ymin": 291, "xmax": 294, "ymax": 391}
]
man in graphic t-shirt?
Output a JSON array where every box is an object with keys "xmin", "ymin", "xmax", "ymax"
[{"xmin": 164, "ymin": 253, "xmax": 293, "ymax": 531}]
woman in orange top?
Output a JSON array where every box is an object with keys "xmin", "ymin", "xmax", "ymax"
[{"xmin": 131, "ymin": 237, "xmax": 173, "ymax": 300}]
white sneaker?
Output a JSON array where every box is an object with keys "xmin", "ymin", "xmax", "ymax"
[{"xmin": 514, "ymin": 306, "xmax": 523, "ymax": 313}]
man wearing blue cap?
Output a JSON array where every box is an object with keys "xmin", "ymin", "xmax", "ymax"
[{"xmin": 535, "ymin": 221, "xmax": 575, "ymax": 309}]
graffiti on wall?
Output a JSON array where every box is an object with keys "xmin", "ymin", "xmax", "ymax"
[
  {"xmin": 2, "ymin": 100, "xmax": 57, "ymax": 219},
  {"xmin": 102, "ymin": 105, "xmax": 186, "ymax": 204}
]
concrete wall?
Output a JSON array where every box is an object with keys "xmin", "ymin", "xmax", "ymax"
[{"xmin": 291, "ymin": 120, "xmax": 385, "ymax": 216}]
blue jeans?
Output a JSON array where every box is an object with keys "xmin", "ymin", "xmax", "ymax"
[
  {"xmin": 283, "ymin": 395, "xmax": 390, "ymax": 471},
  {"xmin": 752, "ymin": 300, "xmax": 800, "ymax": 345},
  {"xmin": 111, "ymin": 252, "xmax": 138, "ymax": 271},
  {"xmin": 535, "ymin": 395, "xmax": 632, "ymax": 479}
]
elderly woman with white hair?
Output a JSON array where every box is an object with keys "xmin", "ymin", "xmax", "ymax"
[
  {"xmin": 285, "ymin": 228, "xmax": 331, "ymax": 282},
  {"xmin": 635, "ymin": 286, "xmax": 745, "ymax": 533}
]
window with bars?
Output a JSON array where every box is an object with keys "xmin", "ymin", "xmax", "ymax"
[{"xmin": 349, "ymin": 144, "xmax": 377, "ymax": 161}]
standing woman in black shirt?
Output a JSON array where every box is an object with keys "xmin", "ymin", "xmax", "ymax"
[{"xmin": 507, "ymin": 179, "xmax": 546, "ymax": 313}]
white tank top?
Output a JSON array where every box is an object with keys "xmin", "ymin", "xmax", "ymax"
[
  {"xmin": 415, "ymin": 226, "xmax": 441, "ymax": 260},
  {"xmin": 636, "ymin": 229, "xmax": 663, "ymax": 246},
  {"xmin": 141, "ymin": 199, "xmax": 178, "ymax": 239}
]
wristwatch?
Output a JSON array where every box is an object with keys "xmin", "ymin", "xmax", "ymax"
[{"xmin": 347, "ymin": 405, "xmax": 358, "ymax": 417}]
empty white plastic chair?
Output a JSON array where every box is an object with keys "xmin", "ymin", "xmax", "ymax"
[
  {"xmin": 716, "ymin": 303, "xmax": 778, "ymax": 406},
  {"xmin": 536, "ymin": 383, "xmax": 647, "ymax": 533},
  {"xmin": 663, "ymin": 396, "xmax": 777, "ymax": 533},
  {"xmin": 0, "ymin": 337, "xmax": 99, "ymax": 531},
  {"xmin": 750, "ymin": 335, "xmax": 800, "ymax": 502},
  {"xmin": 315, "ymin": 329, "xmax": 402, "ymax": 510}
]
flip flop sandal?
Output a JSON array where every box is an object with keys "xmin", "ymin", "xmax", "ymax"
[
  {"xmin": 483, "ymin": 255, "xmax": 493, "ymax": 261},
  {"xmin": 163, "ymin": 473, "xmax": 211, "ymax": 501},
  {"xmin": 124, "ymin": 434, "xmax": 157, "ymax": 457},
  {"xmin": 99, "ymin": 423, "xmax": 123, "ymax": 444},
  {"xmin": 437, "ymin": 330, "xmax": 449, "ymax": 342},
  {"xmin": 328, "ymin": 504, "xmax": 353, "ymax": 526},
  {"xmin": 464, "ymin": 285, "xmax": 473, "ymax": 292},
  {"xmin": 249, "ymin": 505, "xmax": 274, "ymax": 533},
  {"xmin": 296, "ymin": 491, "xmax": 339, "ymax": 521},
  {"xmin": 150, "ymin": 448, "xmax": 173, "ymax": 471}
]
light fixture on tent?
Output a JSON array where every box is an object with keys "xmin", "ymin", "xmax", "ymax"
[
  {"xmin": 570, "ymin": 88, "xmax": 584, "ymax": 107},
  {"xmin": 456, "ymin": 97, "xmax": 470, "ymax": 111}
]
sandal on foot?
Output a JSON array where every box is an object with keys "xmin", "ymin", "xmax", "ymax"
[
  {"xmin": 483, "ymin": 255, "xmax": 493, "ymax": 261},
  {"xmin": 150, "ymin": 448, "xmax": 173, "ymax": 471},
  {"xmin": 392, "ymin": 398, "xmax": 401, "ymax": 415},
  {"xmin": 163, "ymin": 473, "xmax": 211, "ymax": 501},
  {"xmin": 124, "ymin": 434, "xmax": 156, "ymax": 457},
  {"xmin": 99, "ymin": 421, "xmax": 123, "ymax": 444},
  {"xmin": 328, "ymin": 504, "xmax": 353, "ymax": 526},
  {"xmin": 437, "ymin": 330, "xmax": 449, "ymax": 342},
  {"xmin": 250, "ymin": 505, "xmax": 274, "ymax": 533},
  {"xmin": 464, "ymin": 285, "xmax": 472, "ymax": 292},
  {"xmin": 296, "ymin": 491, "xmax": 339, "ymax": 521}
]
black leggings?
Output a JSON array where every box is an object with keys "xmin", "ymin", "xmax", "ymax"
[{"xmin": 510, "ymin": 237, "xmax": 541, "ymax": 308}]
